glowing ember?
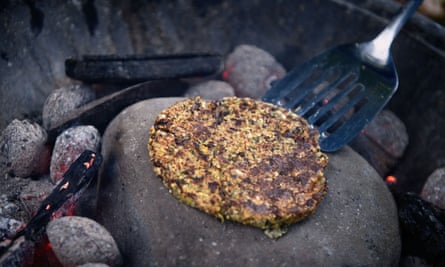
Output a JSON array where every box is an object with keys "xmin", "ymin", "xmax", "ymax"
[
  {"xmin": 222, "ymin": 69, "xmax": 230, "ymax": 80},
  {"xmin": 385, "ymin": 175, "xmax": 397, "ymax": 184},
  {"xmin": 33, "ymin": 236, "xmax": 63, "ymax": 267}
]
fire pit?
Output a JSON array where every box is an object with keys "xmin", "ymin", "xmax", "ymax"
[
  {"xmin": 1, "ymin": 0, "xmax": 444, "ymax": 191},
  {"xmin": 1, "ymin": 0, "xmax": 445, "ymax": 266}
]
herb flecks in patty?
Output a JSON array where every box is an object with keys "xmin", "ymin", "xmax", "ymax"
[{"xmin": 148, "ymin": 97, "xmax": 328, "ymax": 238}]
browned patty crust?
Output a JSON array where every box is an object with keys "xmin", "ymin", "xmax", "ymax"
[{"xmin": 148, "ymin": 96, "xmax": 328, "ymax": 231}]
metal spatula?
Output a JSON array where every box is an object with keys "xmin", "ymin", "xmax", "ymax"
[{"xmin": 262, "ymin": 0, "xmax": 423, "ymax": 152}]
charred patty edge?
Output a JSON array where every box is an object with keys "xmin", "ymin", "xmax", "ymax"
[{"xmin": 148, "ymin": 96, "xmax": 328, "ymax": 232}]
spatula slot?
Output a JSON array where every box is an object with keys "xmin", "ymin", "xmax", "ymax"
[
  {"xmin": 305, "ymin": 72, "xmax": 359, "ymax": 124},
  {"xmin": 283, "ymin": 67, "xmax": 339, "ymax": 110},
  {"xmin": 316, "ymin": 83, "xmax": 365, "ymax": 133}
]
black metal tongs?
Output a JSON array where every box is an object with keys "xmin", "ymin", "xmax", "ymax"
[{"xmin": 0, "ymin": 150, "xmax": 102, "ymax": 255}]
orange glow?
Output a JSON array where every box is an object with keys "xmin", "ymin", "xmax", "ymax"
[
  {"xmin": 385, "ymin": 175, "xmax": 397, "ymax": 184},
  {"xmin": 60, "ymin": 164, "xmax": 68, "ymax": 173},
  {"xmin": 45, "ymin": 241, "xmax": 52, "ymax": 250},
  {"xmin": 222, "ymin": 69, "xmax": 230, "ymax": 80},
  {"xmin": 66, "ymin": 202, "xmax": 76, "ymax": 216}
]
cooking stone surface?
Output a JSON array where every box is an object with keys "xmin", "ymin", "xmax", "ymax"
[{"xmin": 96, "ymin": 97, "xmax": 401, "ymax": 267}]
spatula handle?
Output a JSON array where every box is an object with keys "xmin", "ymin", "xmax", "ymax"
[{"xmin": 362, "ymin": 0, "xmax": 423, "ymax": 66}]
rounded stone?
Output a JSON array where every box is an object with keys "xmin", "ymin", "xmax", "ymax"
[
  {"xmin": 46, "ymin": 216, "xmax": 122, "ymax": 267},
  {"xmin": 96, "ymin": 97, "xmax": 401, "ymax": 267},
  {"xmin": 50, "ymin": 125, "xmax": 101, "ymax": 183},
  {"xmin": 0, "ymin": 119, "xmax": 50, "ymax": 177},
  {"xmin": 363, "ymin": 110, "xmax": 408, "ymax": 158},
  {"xmin": 0, "ymin": 215, "xmax": 23, "ymax": 240},
  {"xmin": 223, "ymin": 45, "xmax": 286, "ymax": 98},
  {"xmin": 421, "ymin": 167, "xmax": 445, "ymax": 209},
  {"xmin": 77, "ymin": 263, "xmax": 110, "ymax": 267},
  {"xmin": 42, "ymin": 84, "xmax": 96, "ymax": 130},
  {"xmin": 184, "ymin": 80, "xmax": 235, "ymax": 100}
]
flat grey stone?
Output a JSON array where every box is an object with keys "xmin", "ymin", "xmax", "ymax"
[{"xmin": 96, "ymin": 97, "xmax": 401, "ymax": 267}]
